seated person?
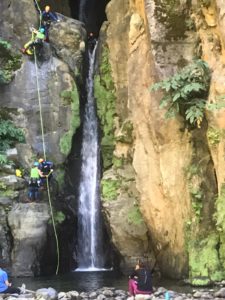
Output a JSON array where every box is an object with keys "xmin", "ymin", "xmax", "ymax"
[
  {"xmin": 0, "ymin": 264, "xmax": 21, "ymax": 294},
  {"xmin": 128, "ymin": 260, "xmax": 153, "ymax": 296}
]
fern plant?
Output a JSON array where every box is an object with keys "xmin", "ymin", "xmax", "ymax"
[
  {"xmin": 0, "ymin": 119, "xmax": 25, "ymax": 151},
  {"xmin": 151, "ymin": 60, "xmax": 211, "ymax": 128}
]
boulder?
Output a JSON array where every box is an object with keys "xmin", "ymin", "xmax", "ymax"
[
  {"xmin": 36, "ymin": 288, "xmax": 57, "ymax": 300},
  {"xmin": 6, "ymin": 148, "xmax": 18, "ymax": 162},
  {"xmin": 8, "ymin": 203, "xmax": 50, "ymax": 276}
]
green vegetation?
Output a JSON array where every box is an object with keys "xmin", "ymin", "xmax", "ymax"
[
  {"xmin": 189, "ymin": 233, "xmax": 225, "ymax": 285},
  {"xmin": 127, "ymin": 206, "xmax": 144, "ymax": 225},
  {"xmin": 49, "ymin": 210, "xmax": 65, "ymax": 226},
  {"xmin": 214, "ymin": 184, "xmax": 225, "ymax": 232},
  {"xmin": 0, "ymin": 154, "xmax": 7, "ymax": 165},
  {"xmin": 94, "ymin": 46, "xmax": 116, "ymax": 169},
  {"xmin": 0, "ymin": 119, "xmax": 25, "ymax": 152},
  {"xmin": 151, "ymin": 60, "xmax": 211, "ymax": 128},
  {"xmin": 59, "ymin": 86, "xmax": 80, "ymax": 156},
  {"xmin": 207, "ymin": 127, "xmax": 222, "ymax": 146},
  {"xmin": 112, "ymin": 156, "xmax": 124, "ymax": 169},
  {"xmin": 101, "ymin": 178, "xmax": 120, "ymax": 201},
  {"xmin": 0, "ymin": 39, "xmax": 22, "ymax": 84}
]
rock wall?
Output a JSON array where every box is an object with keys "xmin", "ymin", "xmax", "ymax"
[
  {"xmin": 95, "ymin": 0, "xmax": 225, "ymax": 283},
  {"xmin": 0, "ymin": 0, "xmax": 86, "ymax": 275}
]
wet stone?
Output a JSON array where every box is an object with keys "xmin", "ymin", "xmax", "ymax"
[{"xmin": 89, "ymin": 292, "xmax": 98, "ymax": 299}]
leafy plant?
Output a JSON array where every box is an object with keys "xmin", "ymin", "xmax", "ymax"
[
  {"xmin": 0, "ymin": 119, "xmax": 25, "ymax": 151},
  {"xmin": 0, "ymin": 39, "xmax": 22, "ymax": 84},
  {"xmin": 150, "ymin": 60, "xmax": 211, "ymax": 127},
  {"xmin": 49, "ymin": 211, "xmax": 65, "ymax": 226},
  {"xmin": 0, "ymin": 153, "xmax": 7, "ymax": 165}
]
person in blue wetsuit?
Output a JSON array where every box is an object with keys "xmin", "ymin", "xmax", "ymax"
[
  {"xmin": 38, "ymin": 158, "xmax": 54, "ymax": 186},
  {"xmin": 0, "ymin": 266, "xmax": 21, "ymax": 294},
  {"xmin": 41, "ymin": 5, "xmax": 59, "ymax": 41}
]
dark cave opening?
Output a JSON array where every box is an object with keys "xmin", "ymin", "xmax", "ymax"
[{"xmin": 69, "ymin": 0, "xmax": 109, "ymax": 35}]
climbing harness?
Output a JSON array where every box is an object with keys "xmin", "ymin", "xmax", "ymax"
[{"xmin": 34, "ymin": 48, "xmax": 60, "ymax": 275}]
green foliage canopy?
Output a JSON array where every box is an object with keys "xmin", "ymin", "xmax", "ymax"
[
  {"xmin": 0, "ymin": 119, "xmax": 25, "ymax": 151},
  {"xmin": 151, "ymin": 60, "xmax": 211, "ymax": 127}
]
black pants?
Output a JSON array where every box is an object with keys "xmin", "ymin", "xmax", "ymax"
[{"xmin": 1, "ymin": 286, "xmax": 21, "ymax": 294}]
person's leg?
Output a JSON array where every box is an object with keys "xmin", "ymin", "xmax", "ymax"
[
  {"xmin": 128, "ymin": 279, "xmax": 138, "ymax": 296},
  {"xmin": 34, "ymin": 187, "xmax": 39, "ymax": 201},
  {"xmin": 2, "ymin": 286, "xmax": 21, "ymax": 294}
]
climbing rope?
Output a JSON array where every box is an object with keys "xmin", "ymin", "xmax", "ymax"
[
  {"xmin": 34, "ymin": 48, "xmax": 60, "ymax": 275},
  {"xmin": 33, "ymin": 0, "xmax": 42, "ymax": 27}
]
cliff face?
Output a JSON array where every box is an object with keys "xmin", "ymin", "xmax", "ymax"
[
  {"xmin": 96, "ymin": 0, "xmax": 225, "ymax": 283},
  {"xmin": 2, "ymin": 0, "xmax": 225, "ymax": 283},
  {"xmin": 0, "ymin": 0, "xmax": 85, "ymax": 276}
]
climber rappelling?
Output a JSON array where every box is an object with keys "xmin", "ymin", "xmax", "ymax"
[{"xmin": 21, "ymin": 27, "xmax": 45, "ymax": 55}]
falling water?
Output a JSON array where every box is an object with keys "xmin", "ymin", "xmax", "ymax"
[
  {"xmin": 79, "ymin": 0, "xmax": 87, "ymax": 23},
  {"xmin": 76, "ymin": 44, "xmax": 104, "ymax": 270}
]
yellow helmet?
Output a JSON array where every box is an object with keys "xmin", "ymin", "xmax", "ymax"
[{"xmin": 39, "ymin": 158, "xmax": 44, "ymax": 163}]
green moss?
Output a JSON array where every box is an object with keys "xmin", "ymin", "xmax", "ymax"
[
  {"xmin": 59, "ymin": 85, "xmax": 80, "ymax": 156},
  {"xmin": 0, "ymin": 39, "xmax": 22, "ymax": 84},
  {"xmin": 207, "ymin": 127, "xmax": 222, "ymax": 146},
  {"xmin": 0, "ymin": 189, "xmax": 18, "ymax": 198},
  {"xmin": 55, "ymin": 169, "xmax": 65, "ymax": 190},
  {"xmin": 94, "ymin": 46, "xmax": 116, "ymax": 169},
  {"xmin": 112, "ymin": 156, "xmax": 124, "ymax": 169},
  {"xmin": 101, "ymin": 178, "xmax": 120, "ymax": 201},
  {"xmin": 127, "ymin": 206, "xmax": 144, "ymax": 225},
  {"xmin": 189, "ymin": 233, "xmax": 225, "ymax": 285},
  {"xmin": 49, "ymin": 210, "xmax": 65, "ymax": 226},
  {"xmin": 215, "ymin": 185, "xmax": 225, "ymax": 232}
]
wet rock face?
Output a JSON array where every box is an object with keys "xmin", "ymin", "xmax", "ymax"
[
  {"xmin": 8, "ymin": 203, "xmax": 50, "ymax": 276},
  {"xmin": 0, "ymin": 2, "xmax": 86, "ymax": 275},
  {"xmin": 96, "ymin": 0, "xmax": 197, "ymax": 277},
  {"xmin": 0, "ymin": 0, "xmax": 38, "ymax": 44}
]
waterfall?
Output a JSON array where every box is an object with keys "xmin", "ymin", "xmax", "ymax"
[
  {"xmin": 76, "ymin": 44, "xmax": 104, "ymax": 270},
  {"xmin": 79, "ymin": 0, "xmax": 87, "ymax": 23}
]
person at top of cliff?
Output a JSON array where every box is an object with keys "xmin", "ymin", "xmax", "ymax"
[
  {"xmin": 88, "ymin": 32, "xmax": 97, "ymax": 52},
  {"xmin": 41, "ymin": 5, "xmax": 59, "ymax": 41},
  {"xmin": 0, "ymin": 263, "xmax": 25, "ymax": 294},
  {"xmin": 21, "ymin": 27, "xmax": 46, "ymax": 55},
  {"xmin": 128, "ymin": 259, "xmax": 153, "ymax": 296},
  {"xmin": 38, "ymin": 158, "xmax": 54, "ymax": 186}
]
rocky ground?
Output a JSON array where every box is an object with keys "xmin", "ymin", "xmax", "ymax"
[{"xmin": 2, "ymin": 286, "xmax": 225, "ymax": 300}]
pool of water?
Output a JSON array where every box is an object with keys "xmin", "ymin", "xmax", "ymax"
[
  {"xmin": 13, "ymin": 271, "xmax": 128, "ymax": 292},
  {"xmin": 12, "ymin": 271, "xmax": 199, "ymax": 294}
]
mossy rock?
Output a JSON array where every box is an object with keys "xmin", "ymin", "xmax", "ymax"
[
  {"xmin": 94, "ymin": 46, "xmax": 116, "ymax": 170},
  {"xmin": 188, "ymin": 233, "xmax": 225, "ymax": 285},
  {"xmin": 127, "ymin": 206, "xmax": 144, "ymax": 226},
  {"xmin": 207, "ymin": 127, "xmax": 223, "ymax": 146},
  {"xmin": 154, "ymin": 0, "xmax": 190, "ymax": 40},
  {"xmin": 101, "ymin": 178, "xmax": 121, "ymax": 201},
  {"xmin": 116, "ymin": 120, "xmax": 133, "ymax": 144},
  {"xmin": 59, "ymin": 85, "xmax": 80, "ymax": 156},
  {"xmin": 0, "ymin": 39, "xmax": 22, "ymax": 85}
]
